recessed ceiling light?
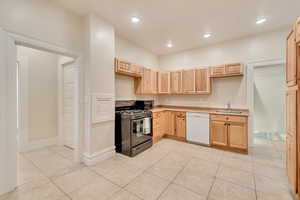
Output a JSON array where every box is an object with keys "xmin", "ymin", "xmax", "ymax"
[
  {"xmin": 256, "ymin": 18, "xmax": 267, "ymax": 24},
  {"xmin": 131, "ymin": 17, "xmax": 140, "ymax": 24},
  {"xmin": 203, "ymin": 33, "xmax": 211, "ymax": 38},
  {"xmin": 167, "ymin": 43, "xmax": 173, "ymax": 48}
]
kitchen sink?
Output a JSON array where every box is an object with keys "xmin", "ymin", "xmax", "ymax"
[{"xmin": 215, "ymin": 110, "xmax": 242, "ymax": 114}]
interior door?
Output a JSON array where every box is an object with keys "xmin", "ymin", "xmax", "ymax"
[
  {"xmin": 63, "ymin": 63, "xmax": 76, "ymax": 149},
  {"xmin": 0, "ymin": 29, "xmax": 18, "ymax": 195}
]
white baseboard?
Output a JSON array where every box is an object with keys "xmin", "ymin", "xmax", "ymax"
[
  {"xmin": 19, "ymin": 137, "xmax": 58, "ymax": 152},
  {"xmin": 83, "ymin": 146, "xmax": 116, "ymax": 166}
]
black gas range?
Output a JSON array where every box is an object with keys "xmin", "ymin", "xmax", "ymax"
[{"xmin": 115, "ymin": 100, "xmax": 154, "ymax": 157}]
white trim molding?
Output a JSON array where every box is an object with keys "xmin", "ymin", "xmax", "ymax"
[{"xmin": 83, "ymin": 146, "xmax": 116, "ymax": 166}]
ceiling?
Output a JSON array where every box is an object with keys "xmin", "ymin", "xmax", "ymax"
[{"xmin": 55, "ymin": 0, "xmax": 300, "ymax": 55}]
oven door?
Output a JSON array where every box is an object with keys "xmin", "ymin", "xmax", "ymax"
[{"xmin": 131, "ymin": 117, "xmax": 152, "ymax": 147}]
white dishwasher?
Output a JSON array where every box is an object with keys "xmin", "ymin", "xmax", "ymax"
[{"xmin": 187, "ymin": 112, "xmax": 210, "ymax": 146}]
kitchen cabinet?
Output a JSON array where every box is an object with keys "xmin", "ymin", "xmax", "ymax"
[
  {"xmin": 158, "ymin": 71, "xmax": 171, "ymax": 94},
  {"xmin": 195, "ymin": 68, "xmax": 211, "ymax": 94},
  {"xmin": 135, "ymin": 68, "xmax": 157, "ymax": 94},
  {"xmin": 152, "ymin": 112, "xmax": 162, "ymax": 143},
  {"xmin": 225, "ymin": 63, "xmax": 243, "ymax": 76},
  {"xmin": 115, "ymin": 58, "xmax": 142, "ymax": 77},
  {"xmin": 286, "ymin": 86, "xmax": 297, "ymax": 193},
  {"xmin": 228, "ymin": 122, "xmax": 247, "ymax": 149},
  {"xmin": 153, "ymin": 111, "xmax": 186, "ymax": 142},
  {"xmin": 174, "ymin": 112, "xmax": 186, "ymax": 139},
  {"xmin": 210, "ymin": 65, "xmax": 226, "ymax": 77},
  {"xmin": 210, "ymin": 63, "xmax": 243, "ymax": 78},
  {"xmin": 170, "ymin": 71, "xmax": 182, "ymax": 94},
  {"xmin": 210, "ymin": 114, "xmax": 248, "ymax": 153},
  {"xmin": 182, "ymin": 69, "xmax": 195, "ymax": 93},
  {"xmin": 210, "ymin": 120, "xmax": 228, "ymax": 146},
  {"xmin": 286, "ymin": 29, "xmax": 297, "ymax": 87},
  {"xmin": 296, "ymin": 19, "xmax": 300, "ymax": 43}
]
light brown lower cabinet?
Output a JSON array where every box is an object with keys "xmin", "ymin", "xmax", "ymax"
[
  {"xmin": 152, "ymin": 111, "xmax": 186, "ymax": 143},
  {"xmin": 210, "ymin": 114, "xmax": 248, "ymax": 153}
]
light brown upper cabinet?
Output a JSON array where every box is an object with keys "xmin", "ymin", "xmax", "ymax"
[
  {"xmin": 115, "ymin": 58, "xmax": 142, "ymax": 77},
  {"xmin": 158, "ymin": 71, "xmax": 170, "ymax": 94},
  {"xmin": 296, "ymin": 19, "xmax": 300, "ymax": 43},
  {"xmin": 286, "ymin": 30, "xmax": 297, "ymax": 87},
  {"xmin": 210, "ymin": 63, "xmax": 243, "ymax": 78},
  {"xmin": 195, "ymin": 68, "xmax": 211, "ymax": 94},
  {"xmin": 135, "ymin": 68, "xmax": 157, "ymax": 94},
  {"xmin": 225, "ymin": 63, "xmax": 243, "ymax": 76},
  {"xmin": 210, "ymin": 65, "xmax": 226, "ymax": 77},
  {"xmin": 170, "ymin": 71, "xmax": 182, "ymax": 94},
  {"xmin": 182, "ymin": 69, "xmax": 195, "ymax": 93}
]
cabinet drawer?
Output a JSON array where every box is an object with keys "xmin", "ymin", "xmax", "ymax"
[
  {"xmin": 210, "ymin": 114, "xmax": 246, "ymax": 123},
  {"xmin": 227, "ymin": 116, "xmax": 247, "ymax": 123},
  {"xmin": 210, "ymin": 114, "xmax": 228, "ymax": 121}
]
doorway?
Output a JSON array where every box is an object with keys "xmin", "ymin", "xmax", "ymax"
[
  {"xmin": 247, "ymin": 59, "xmax": 286, "ymax": 168},
  {"xmin": 0, "ymin": 29, "xmax": 82, "ymax": 195},
  {"xmin": 253, "ymin": 64, "xmax": 286, "ymax": 142},
  {"xmin": 16, "ymin": 46, "xmax": 80, "ymax": 185}
]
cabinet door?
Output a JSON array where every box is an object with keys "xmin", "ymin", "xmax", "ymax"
[
  {"xmin": 286, "ymin": 87, "xmax": 297, "ymax": 136},
  {"xmin": 167, "ymin": 111, "xmax": 176, "ymax": 136},
  {"xmin": 210, "ymin": 65, "xmax": 225, "ymax": 77},
  {"xmin": 286, "ymin": 134, "xmax": 297, "ymax": 193},
  {"xmin": 195, "ymin": 68, "xmax": 210, "ymax": 94},
  {"xmin": 152, "ymin": 112, "xmax": 161, "ymax": 143},
  {"xmin": 225, "ymin": 63, "xmax": 243, "ymax": 75},
  {"xmin": 286, "ymin": 29, "xmax": 297, "ymax": 86},
  {"xmin": 170, "ymin": 71, "xmax": 182, "ymax": 94},
  {"xmin": 150, "ymin": 70, "xmax": 158, "ymax": 94},
  {"xmin": 296, "ymin": 19, "xmax": 300, "ymax": 43},
  {"xmin": 175, "ymin": 112, "xmax": 186, "ymax": 139},
  {"xmin": 228, "ymin": 122, "xmax": 247, "ymax": 149},
  {"xmin": 182, "ymin": 69, "xmax": 195, "ymax": 93},
  {"xmin": 115, "ymin": 58, "xmax": 131, "ymax": 73},
  {"xmin": 210, "ymin": 121, "xmax": 228, "ymax": 146},
  {"xmin": 158, "ymin": 72, "xmax": 170, "ymax": 94}
]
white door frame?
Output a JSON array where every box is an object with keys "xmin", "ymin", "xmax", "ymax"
[
  {"xmin": 0, "ymin": 28, "xmax": 18, "ymax": 196},
  {"xmin": 58, "ymin": 59, "xmax": 77, "ymax": 149},
  {"xmin": 246, "ymin": 58, "xmax": 285, "ymax": 146},
  {"xmin": 6, "ymin": 31, "xmax": 83, "ymax": 161}
]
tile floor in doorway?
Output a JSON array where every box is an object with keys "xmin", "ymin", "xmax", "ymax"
[{"xmin": 0, "ymin": 138, "xmax": 293, "ymax": 200}]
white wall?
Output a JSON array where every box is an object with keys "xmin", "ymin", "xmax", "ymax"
[
  {"xmin": 0, "ymin": 0, "xmax": 83, "ymax": 52},
  {"xmin": 254, "ymin": 64, "xmax": 285, "ymax": 136},
  {"xmin": 115, "ymin": 36, "xmax": 159, "ymax": 102},
  {"xmin": 18, "ymin": 46, "xmax": 58, "ymax": 142},
  {"xmin": 158, "ymin": 28, "xmax": 289, "ymax": 108},
  {"xmin": 84, "ymin": 14, "xmax": 115, "ymax": 159}
]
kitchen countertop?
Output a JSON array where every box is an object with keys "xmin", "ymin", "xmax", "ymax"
[{"xmin": 151, "ymin": 105, "xmax": 249, "ymax": 116}]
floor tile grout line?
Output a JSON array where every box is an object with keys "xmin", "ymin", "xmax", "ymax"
[
  {"xmin": 206, "ymin": 157, "xmax": 222, "ymax": 200},
  {"xmin": 20, "ymin": 153, "xmax": 73, "ymax": 199}
]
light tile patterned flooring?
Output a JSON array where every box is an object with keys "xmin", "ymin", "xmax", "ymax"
[{"xmin": 0, "ymin": 138, "xmax": 293, "ymax": 200}]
